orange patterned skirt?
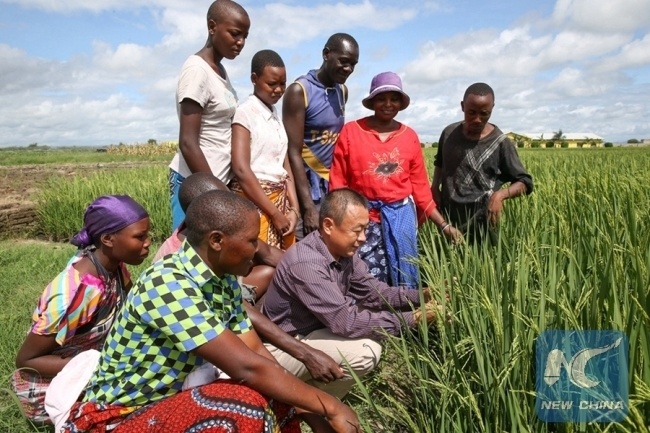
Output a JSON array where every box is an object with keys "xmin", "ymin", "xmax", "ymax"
[
  {"xmin": 62, "ymin": 380, "xmax": 300, "ymax": 433},
  {"xmin": 230, "ymin": 178, "xmax": 295, "ymax": 250}
]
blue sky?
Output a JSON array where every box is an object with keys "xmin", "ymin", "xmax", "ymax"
[{"xmin": 1, "ymin": 0, "xmax": 649, "ymax": 147}]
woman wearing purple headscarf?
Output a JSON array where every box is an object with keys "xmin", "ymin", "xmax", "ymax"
[{"xmin": 12, "ymin": 195, "xmax": 151, "ymax": 426}]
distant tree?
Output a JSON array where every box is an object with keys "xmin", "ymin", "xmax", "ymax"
[
  {"xmin": 512, "ymin": 137, "xmax": 527, "ymax": 148},
  {"xmin": 627, "ymin": 138, "xmax": 639, "ymax": 143},
  {"xmin": 28, "ymin": 142, "xmax": 38, "ymax": 148},
  {"xmin": 545, "ymin": 141, "xmax": 554, "ymax": 148},
  {"xmin": 552, "ymin": 129, "xmax": 565, "ymax": 141},
  {"xmin": 431, "ymin": 142, "xmax": 439, "ymax": 148},
  {"xmin": 604, "ymin": 142, "xmax": 613, "ymax": 148},
  {"xmin": 531, "ymin": 140, "xmax": 541, "ymax": 148},
  {"xmin": 148, "ymin": 138, "xmax": 157, "ymax": 145},
  {"xmin": 560, "ymin": 141, "xmax": 569, "ymax": 148}
]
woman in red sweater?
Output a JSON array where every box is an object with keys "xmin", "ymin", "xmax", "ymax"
[{"xmin": 330, "ymin": 72, "xmax": 461, "ymax": 287}]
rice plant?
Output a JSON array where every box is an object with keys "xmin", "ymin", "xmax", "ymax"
[
  {"xmin": 27, "ymin": 147, "xmax": 650, "ymax": 432},
  {"xmin": 352, "ymin": 148, "xmax": 650, "ymax": 432},
  {"xmin": 36, "ymin": 166, "xmax": 171, "ymax": 242}
]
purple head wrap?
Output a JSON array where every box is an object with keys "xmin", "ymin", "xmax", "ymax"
[{"xmin": 70, "ymin": 195, "xmax": 149, "ymax": 249}]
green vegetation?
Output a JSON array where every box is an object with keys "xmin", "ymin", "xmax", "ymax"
[
  {"xmin": 357, "ymin": 147, "xmax": 650, "ymax": 432},
  {"xmin": 0, "ymin": 147, "xmax": 172, "ymax": 166},
  {"xmin": 36, "ymin": 166, "xmax": 171, "ymax": 243},
  {"xmin": 1, "ymin": 147, "xmax": 649, "ymax": 432}
]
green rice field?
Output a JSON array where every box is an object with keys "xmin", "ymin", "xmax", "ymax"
[{"xmin": 0, "ymin": 147, "xmax": 648, "ymax": 432}]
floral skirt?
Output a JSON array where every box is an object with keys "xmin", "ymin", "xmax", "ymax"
[
  {"xmin": 62, "ymin": 380, "xmax": 300, "ymax": 433},
  {"xmin": 358, "ymin": 220, "xmax": 389, "ymax": 284}
]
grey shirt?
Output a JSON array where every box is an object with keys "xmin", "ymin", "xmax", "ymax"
[
  {"xmin": 434, "ymin": 121, "xmax": 534, "ymax": 228},
  {"xmin": 262, "ymin": 231, "xmax": 420, "ymax": 339}
]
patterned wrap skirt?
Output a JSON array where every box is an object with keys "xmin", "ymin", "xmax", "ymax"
[
  {"xmin": 230, "ymin": 177, "xmax": 295, "ymax": 250},
  {"xmin": 62, "ymin": 380, "xmax": 300, "ymax": 433}
]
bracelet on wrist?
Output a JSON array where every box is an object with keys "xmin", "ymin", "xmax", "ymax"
[
  {"xmin": 289, "ymin": 207, "xmax": 300, "ymax": 217},
  {"xmin": 440, "ymin": 222, "xmax": 450, "ymax": 233}
]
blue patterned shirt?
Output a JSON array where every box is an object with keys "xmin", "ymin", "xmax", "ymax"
[{"xmin": 84, "ymin": 240, "xmax": 252, "ymax": 406}]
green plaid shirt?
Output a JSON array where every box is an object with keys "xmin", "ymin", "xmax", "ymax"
[{"xmin": 84, "ymin": 240, "xmax": 252, "ymax": 406}]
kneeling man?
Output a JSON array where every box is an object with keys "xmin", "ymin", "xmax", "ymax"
[{"xmin": 262, "ymin": 188, "xmax": 439, "ymax": 398}]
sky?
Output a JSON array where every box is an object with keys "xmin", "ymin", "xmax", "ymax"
[{"xmin": 1, "ymin": 0, "xmax": 649, "ymax": 147}]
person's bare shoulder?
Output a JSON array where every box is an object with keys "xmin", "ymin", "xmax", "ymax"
[{"xmin": 283, "ymin": 82, "xmax": 306, "ymax": 113}]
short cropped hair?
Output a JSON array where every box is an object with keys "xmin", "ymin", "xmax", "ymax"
[
  {"xmin": 207, "ymin": 0, "xmax": 248, "ymax": 23},
  {"xmin": 464, "ymin": 82, "xmax": 495, "ymax": 101},
  {"xmin": 178, "ymin": 172, "xmax": 227, "ymax": 213},
  {"xmin": 320, "ymin": 188, "xmax": 368, "ymax": 227},
  {"xmin": 324, "ymin": 33, "xmax": 359, "ymax": 53},
  {"xmin": 185, "ymin": 190, "xmax": 257, "ymax": 246},
  {"xmin": 251, "ymin": 49, "xmax": 285, "ymax": 76}
]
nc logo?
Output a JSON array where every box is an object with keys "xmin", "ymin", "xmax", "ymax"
[
  {"xmin": 543, "ymin": 337, "xmax": 623, "ymax": 388},
  {"xmin": 536, "ymin": 330, "xmax": 628, "ymax": 422}
]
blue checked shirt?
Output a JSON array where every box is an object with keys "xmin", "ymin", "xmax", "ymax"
[{"xmin": 84, "ymin": 240, "xmax": 251, "ymax": 406}]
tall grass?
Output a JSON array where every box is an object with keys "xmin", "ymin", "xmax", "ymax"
[
  {"xmin": 36, "ymin": 166, "xmax": 171, "ymax": 242},
  {"xmin": 106, "ymin": 141, "xmax": 177, "ymax": 156},
  {"xmin": 0, "ymin": 148, "xmax": 172, "ymax": 166},
  {"xmin": 353, "ymin": 148, "xmax": 650, "ymax": 431}
]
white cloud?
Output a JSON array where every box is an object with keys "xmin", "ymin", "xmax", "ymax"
[
  {"xmin": 0, "ymin": 0, "xmax": 204, "ymax": 13},
  {"xmin": 0, "ymin": 0, "xmax": 649, "ymax": 147},
  {"xmin": 391, "ymin": 6, "xmax": 650, "ymax": 144},
  {"xmin": 403, "ymin": 27, "xmax": 631, "ymax": 85},
  {"xmin": 552, "ymin": 0, "xmax": 650, "ymax": 33},
  {"xmin": 596, "ymin": 33, "xmax": 650, "ymax": 72},
  {"xmin": 0, "ymin": 92, "xmax": 177, "ymax": 146}
]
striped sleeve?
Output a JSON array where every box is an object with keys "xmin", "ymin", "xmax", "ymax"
[{"xmin": 31, "ymin": 257, "xmax": 107, "ymax": 345}]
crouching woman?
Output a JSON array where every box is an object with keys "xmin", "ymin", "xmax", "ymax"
[{"xmin": 13, "ymin": 195, "xmax": 150, "ymax": 426}]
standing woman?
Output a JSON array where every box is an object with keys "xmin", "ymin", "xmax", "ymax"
[
  {"xmin": 230, "ymin": 49, "xmax": 299, "ymax": 251},
  {"xmin": 12, "ymin": 195, "xmax": 150, "ymax": 426},
  {"xmin": 168, "ymin": 0, "xmax": 250, "ymax": 231},
  {"xmin": 330, "ymin": 72, "xmax": 462, "ymax": 287}
]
